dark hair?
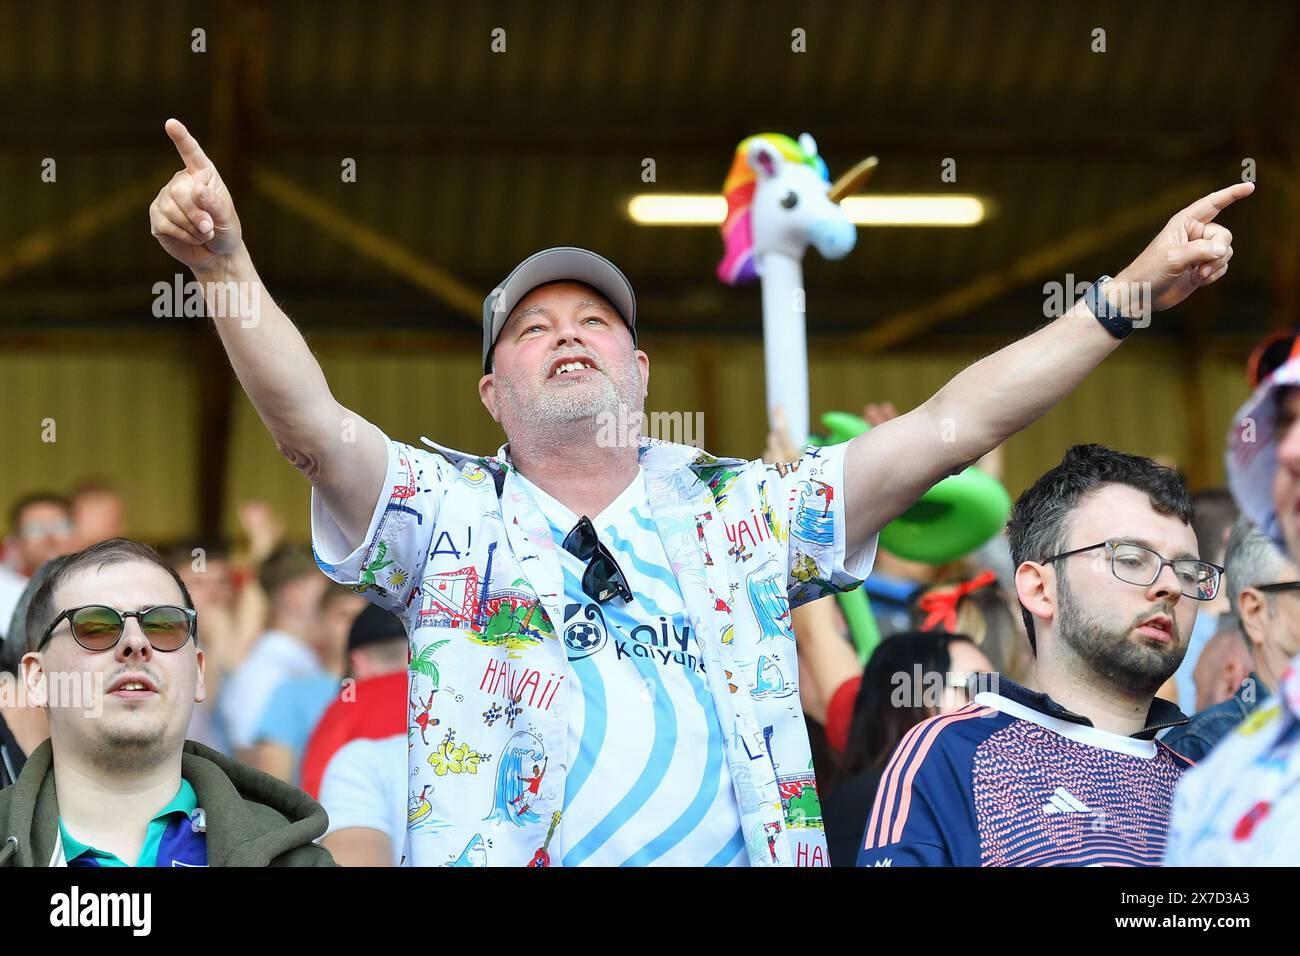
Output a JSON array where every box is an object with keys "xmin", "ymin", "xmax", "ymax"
[
  {"xmin": 321, "ymin": 583, "xmax": 364, "ymax": 610},
  {"xmin": 258, "ymin": 543, "xmax": 321, "ymax": 598},
  {"xmin": 0, "ymin": 559, "xmax": 63, "ymax": 673},
  {"xmin": 26, "ymin": 538, "xmax": 196, "ymax": 651},
  {"xmin": 840, "ymin": 631, "xmax": 975, "ymax": 778},
  {"xmin": 1190, "ymin": 488, "xmax": 1239, "ymax": 566},
  {"xmin": 9, "ymin": 492, "xmax": 71, "ymax": 534},
  {"xmin": 910, "ymin": 578, "xmax": 1030, "ymax": 684},
  {"xmin": 1006, "ymin": 444, "xmax": 1193, "ymax": 653}
]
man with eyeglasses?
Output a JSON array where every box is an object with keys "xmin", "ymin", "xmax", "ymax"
[
  {"xmin": 0, "ymin": 493, "xmax": 75, "ymax": 646},
  {"xmin": 147, "ymin": 118, "xmax": 1249, "ymax": 867},
  {"xmin": 1161, "ymin": 517, "xmax": 1299, "ymax": 761},
  {"xmin": 0, "ymin": 538, "xmax": 335, "ymax": 867},
  {"xmin": 1165, "ymin": 354, "xmax": 1300, "ymax": 864},
  {"xmin": 860, "ymin": 444, "xmax": 1205, "ymax": 866}
]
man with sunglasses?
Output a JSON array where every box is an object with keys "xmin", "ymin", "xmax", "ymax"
[
  {"xmin": 1165, "ymin": 354, "xmax": 1300, "ymax": 863},
  {"xmin": 0, "ymin": 538, "xmax": 335, "ymax": 867},
  {"xmin": 861, "ymin": 445, "xmax": 1204, "ymax": 866},
  {"xmin": 147, "ymin": 118, "xmax": 1249, "ymax": 867}
]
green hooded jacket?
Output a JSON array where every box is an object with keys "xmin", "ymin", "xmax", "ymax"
[{"xmin": 0, "ymin": 739, "xmax": 336, "ymax": 867}]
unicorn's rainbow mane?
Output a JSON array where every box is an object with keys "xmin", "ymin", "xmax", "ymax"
[{"xmin": 717, "ymin": 133, "xmax": 827, "ymax": 286}]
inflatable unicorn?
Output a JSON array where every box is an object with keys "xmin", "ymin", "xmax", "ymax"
[
  {"xmin": 718, "ymin": 132, "xmax": 877, "ymax": 445},
  {"xmin": 717, "ymin": 134, "xmax": 1010, "ymax": 662}
]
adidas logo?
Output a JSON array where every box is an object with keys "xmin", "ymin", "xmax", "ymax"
[{"xmin": 1041, "ymin": 787, "xmax": 1092, "ymax": 814}]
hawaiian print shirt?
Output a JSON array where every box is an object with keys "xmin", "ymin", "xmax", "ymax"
[
  {"xmin": 311, "ymin": 434, "xmax": 875, "ymax": 867},
  {"xmin": 1165, "ymin": 659, "xmax": 1300, "ymax": 865}
]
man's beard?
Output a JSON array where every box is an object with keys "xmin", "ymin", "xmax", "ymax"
[
  {"xmin": 93, "ymin": 712, "xmax": 172, "ymax": 772},
  {"xmin": 1056, "ymin": 569, "xmax": 1186, "ymax": 697},
  {"xmin": 496, "ymin": 350, "xmax": 645, "ymax": 440}
]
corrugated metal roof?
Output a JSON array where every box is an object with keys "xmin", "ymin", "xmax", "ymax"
[{"xmin": 2, "ymin": 0, "xmax": 1297, "ymax": 340}]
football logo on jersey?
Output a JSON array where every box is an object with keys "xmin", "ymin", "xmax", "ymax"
[{"xmin": 563, "ymin": 602, "xmax": 608, "ymax": 660}]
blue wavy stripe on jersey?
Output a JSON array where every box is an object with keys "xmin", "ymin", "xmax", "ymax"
[
  {"xmin": 628, "ymin": 507, "xmax": 658, "ymax": 534},
  {"xmin": 603, "ymin": 524, "xmax": 688, "ymax": 593},
  {"xmin": 613, "ymin": 562, "xmax": 730, "ymax": 865},
  {"xmin": 705, "ymin": 826, "xmax": 747, "ymax": 867},
  {"xmin": 561, "ymin": 576, "xmax": 676, "ymax": 867},
  {"xmin": 562, "ymin": 650, "xmax": 609, "ymax": 814},
  {"xmin": 534, "ymin": 483, "xmax": 742, "ymax": 868},
  {"xmin": 619, "ymin": 667, "xmax": 727, "ymax": 865}
]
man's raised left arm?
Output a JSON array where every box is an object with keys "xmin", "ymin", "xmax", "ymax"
[{"xmin": 843, "ymin": 181, "xmax": 1254, "ymax": 549}]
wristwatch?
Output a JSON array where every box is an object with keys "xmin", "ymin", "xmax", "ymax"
[{"xmin": 1083, "ymin": 275, "xmax": 1136, "ymax": 340}]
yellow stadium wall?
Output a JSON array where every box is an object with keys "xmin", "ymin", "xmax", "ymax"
[{"xmin": 0, "ymin": 341, "xmax": 201, "ymax": 543}]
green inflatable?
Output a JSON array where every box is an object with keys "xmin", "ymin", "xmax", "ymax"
[{"xmin": 808, "ymin": 411, "xmax": 1012, "ymax": 662}]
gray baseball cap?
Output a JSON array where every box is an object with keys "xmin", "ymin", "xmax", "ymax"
[{"xmin": 481, "ymin": 246, "xmax": 637, "ymax": 373}]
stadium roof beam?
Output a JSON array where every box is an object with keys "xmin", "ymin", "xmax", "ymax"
[
  {"xmin": 0, "ymin": 172, "xmax": 165, "ymax": 285},
  {"xmin": 250, "ymin": 165, "xmax": 483, "ymax": 323},
  {"xmin": 245, "ymin": 123, "xmax": 1251, "ymax": 164},
  {"xmin": 846, "ymin": 177, "xmax": 1213, "ymax": 353},
  {"xmin": 195, "ymin": 0, "xmax": 265, "ymax": 538}
]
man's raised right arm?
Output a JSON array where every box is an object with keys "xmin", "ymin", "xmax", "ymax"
[{"xmin": 149, "ymin": 119, "xmax": 386, "ymax": 547}]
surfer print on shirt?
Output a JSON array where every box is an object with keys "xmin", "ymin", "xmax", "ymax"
[{"xmin": 485, "ymin": 730, "xmax": 548, "ymax": 827}]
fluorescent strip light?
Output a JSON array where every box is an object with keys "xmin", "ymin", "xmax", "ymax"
[
  {"xmin": 841, "ymin": 195, "xmax": 985, "ymax": 226},
  {"xmin": 626, "ymin": 194, "xmax": 985, "ymax": 227},
  {"xmin": 626, "ymin": 195, "xmax": 727, "ymax": 225}
]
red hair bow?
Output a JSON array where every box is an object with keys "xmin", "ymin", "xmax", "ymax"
[{"xmin": 917, "ymin": 570, "xmax": 998, "ymax": 633}]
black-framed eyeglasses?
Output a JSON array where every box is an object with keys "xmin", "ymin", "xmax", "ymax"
[
  {"xmin": 39, "ymin": 604, "xmax": 197, "ymax": 653},
  {"xmin": 1043, "ymin": 540, "xmax": 1223, "ymax": 601},
  {"xmin": 562, "ymin": 516, "xmax": 634, "ymax": 605},
  {"xmin": 1255, "ymin": 581, "xmax": 1300, "ymax": 594}
]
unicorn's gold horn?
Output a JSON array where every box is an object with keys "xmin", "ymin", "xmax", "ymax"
[{"xmin": 828, "ymin": 156, "xmax": 879, "ymax": 202}]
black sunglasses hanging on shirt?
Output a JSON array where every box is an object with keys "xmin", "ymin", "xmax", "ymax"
[{"xmin": 563, "ymin": 515, "xmax": 634, "ymax": 605}]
